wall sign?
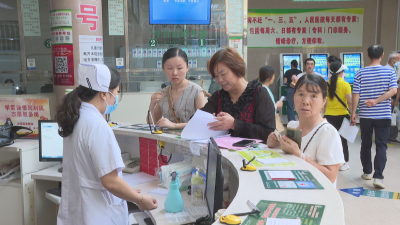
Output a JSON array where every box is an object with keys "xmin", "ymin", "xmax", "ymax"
[
  {"xmin": 108, "ymin": 0, "xmax": 124, "ymax": 35},
  {"xmin": 51, "ymin": 9, "xmax": 74, "ymax": 86},
  {"xmin": 27, "ymin": 59, "xmax": 36, "ymax": 70},
  {"xmin": 76, "ymin": 4, "xmax": 99, "ymax": 31},
  {"xmin": 228, "ymin": 0, "xmax": 243, "ymax": 33},
  {"xmin": 79, "ymin": 35, "xmax": 104, "ymax": 64},
  {"xmin": 21, "ymin": 0, "xmax": 41, "ymax": 36},
  {"xmin": 248, "ymin": 8, "xmax": 364, "ymax": 48}
]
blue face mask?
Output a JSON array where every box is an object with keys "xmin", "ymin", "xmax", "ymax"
[
  {"xmin": 103, "ymin": 92, "xmax": 118, "ymax": 114},
  {"xmin": 394, "ymin": 61, "xmax": 400, "ymax": 70}
]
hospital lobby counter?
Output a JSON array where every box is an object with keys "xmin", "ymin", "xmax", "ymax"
[
  {"xmin": 112, "ymin": 124, "xmax": 345, "ymax": 225},
  {"xmin": 30, "ymin": 124, "xmax": 345, "ymax": 225}
]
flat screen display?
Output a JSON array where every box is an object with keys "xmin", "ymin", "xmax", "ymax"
[
  {"xmin": 310, "ymin": 54, "xmax": 328, "ymax": 80},
  {"xmin": 205, "ymin": 140, "xmax": 217, "ymax": 221},
  {"xmin": 343, "ymin": 53, "xmax": 361, "ymax": 84},
  {"xmin": 149, "ymin": 0, "xmax": 211, "ymax": 25},
  {"xmin": 39, "ymin": 121, "xmax": 63, "ymax": 160},
  {"xmin": 282, "ymin": 55, "xmax": 301, "ymax": 75}
]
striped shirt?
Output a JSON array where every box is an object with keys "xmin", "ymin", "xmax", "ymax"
[{"xmin": 353, "ymin": 65, "xmax": 398, "ymax": 119}]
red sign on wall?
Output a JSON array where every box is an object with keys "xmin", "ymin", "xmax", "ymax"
[
  {"xmin": 52, "ymin": 44, "xmax": 74, "ymax": 86},
  {"xmin": 76, "ymin": 4, "xmax": 99, "ymax": 31}
]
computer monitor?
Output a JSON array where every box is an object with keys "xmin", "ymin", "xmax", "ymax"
[
  {"xmin": 340, "ymin": 52, "xmax": 364, "ymax": 84},
  {"xmin": 308, "ymin": 53, "xmax": 329, "ymax": 81},
  {"xmin": 205, "ymin": 137, "xmax": 224, "ymax": 222},
  {"xmin": 39, "ymin": 120, "xmax": 63, "ymax": 162}
]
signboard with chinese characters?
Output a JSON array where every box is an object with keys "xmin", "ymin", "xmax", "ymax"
[
  {"xmin": 21, "ymin": 0, "xmax": 41, "ymax": 36},
  {"xmin": 228, "ymin": 0, "xmax": 243, "ymax": 33},
  {"xmin": 76, "ymin": 4, "xmax": 100, "ymax": 31},
  {"xmin": 51, "ymin": 9, "xmax": 74, "ymax": 86},
  {"xmin": 229, "ymin": 37, "xmax": 243, "ymax": 58},
  {"xmin": 79, "ymin": 35, "xmax": 104, "ymax": 64},
  {"xmin": 0, "ymin": 98, "xmax": 51, "ymax": 138},
  {"xmin": 109, "ymin": 0, "xmax": 124, "ymax": 35},
  {"xmin": 248, "ymin": 8, "xmax": 364, "ymax": 48}
]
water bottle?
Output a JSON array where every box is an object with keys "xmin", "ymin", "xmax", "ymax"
[{"xmin": 164, "ymin": 171, "xmax": 184, "ymax": 213}]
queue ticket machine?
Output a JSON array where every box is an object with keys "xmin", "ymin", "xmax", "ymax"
[
  {"xmin": 340, "ymin": 52, "xmax": 364, "ymax": 84},
  {"xmin": 307, "ymin": 53, "xmax": 329, "ymax": 81}
]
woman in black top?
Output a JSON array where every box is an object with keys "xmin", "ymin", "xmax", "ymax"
[{"xmin": 201, "ymin": 47, "xmax": 276, "ymax": 141}]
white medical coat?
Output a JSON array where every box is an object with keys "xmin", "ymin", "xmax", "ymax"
[{"xmin": 57, "ymin": 102, "xmax": 128, "ymax": 225}]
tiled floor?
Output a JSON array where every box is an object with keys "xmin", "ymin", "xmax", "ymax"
[{"xmin": 337, "ymin": 133, "xmax": 400, "ymax": 225}]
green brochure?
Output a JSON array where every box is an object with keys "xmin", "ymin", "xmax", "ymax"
[
  {"xmin": 242, "ymin": 200, "xmax": 325, "ymax": 225},
  {"xmin": 237, "ymin": 150, "xmax": 297, "ymax": 167},
  {"xmin": 259, "ymin": 170, "xmax": 324, "ymax": 189}
]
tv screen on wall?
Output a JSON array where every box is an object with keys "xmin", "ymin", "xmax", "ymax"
[{"xmin": 149, "ymin": 0, "xmax": 211, "ymax": 25}]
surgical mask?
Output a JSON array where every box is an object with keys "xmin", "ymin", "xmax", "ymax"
[
  {"xmin": 103, "ymin": 92, "xmax": 118, "ymax": 114},
  {"xmin": 394, "ymin": 61, "xmax": 400, "ymax": 70}
]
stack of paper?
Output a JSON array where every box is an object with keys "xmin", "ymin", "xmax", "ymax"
[{"xmin": 181, "ymin": 110, "xmax": 229, "ymax": 140}]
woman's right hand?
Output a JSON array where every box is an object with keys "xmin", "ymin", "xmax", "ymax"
[
  {"xmin": 151, "ymin": 91, "xmax": 164, "ymax": 105},
  {"xmin": 138, "ymin": 194, "xmax": 158, "ymax": 211},
  {"xmin": 267, "ymin": 132, "xmax": 280, "ymax": 148}
]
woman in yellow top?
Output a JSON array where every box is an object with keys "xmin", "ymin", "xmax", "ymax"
[{"xmin": 324, "ymin": 61, "xmax": 353, "ymax": 171}]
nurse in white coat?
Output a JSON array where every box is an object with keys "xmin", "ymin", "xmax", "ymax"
[{"xmin": 56, "ymin": 64, "xmax": 158, "ymax": 225}]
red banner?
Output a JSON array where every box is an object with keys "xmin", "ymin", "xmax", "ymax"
[{"xmin": 52, "ymin": 44, "xmax": 74, "ymax": 86}]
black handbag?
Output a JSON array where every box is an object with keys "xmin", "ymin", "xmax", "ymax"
[{"xmin": 0, "ymin": 118, "xmax": 33, "ymax": 147}]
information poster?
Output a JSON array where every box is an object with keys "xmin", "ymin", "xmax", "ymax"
[
  {"xmin": 228, "ymin": 0, "xmax": 243, "ymax": 33},
  {"xmin": 248, "ymin": 8, "xmax": 364, "ymax": 48},
  {"xmin": 243, "ymin": 200, "xmax": 325, "ymax": 225},
  {"xmin": 237, "ymin": 150, "xmax": 297, "ymax": 167},
  {"xmin": 108, "ymin": 0, "xmax": 124, "ymax": 35},
  {"xmin": 51, "ymin": 9, "xmax": 74, "ymax": 86},
  {"xmin": 259, "ymin": 170, "xmax": 324, "ymax": 189},
  {"xmin": 21, "ymin": 0, "xmax": 41, "ymax": 36},
  {"xmin": 79, "ymin": 35, "xmax": 104, "ymax": 64},
  {"xmin": 229, "ymin": 37, "xmax": 243, "ymax": 58},
  {"xmin": 0, "ymin": 98, "xmax": 50, "ymax": 138}
]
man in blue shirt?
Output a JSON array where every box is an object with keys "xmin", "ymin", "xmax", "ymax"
[{"xmin": 351, "ymin": 45, "xmax": 398, "ymax": 189}]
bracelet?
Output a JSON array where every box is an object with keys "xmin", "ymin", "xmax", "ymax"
[
  {"xmin": 137, "ymin": 194, "xmax": 143, "ymax": 205},
  {"xmin": 301, "ymin": 153, "xmax": 306, "ymax": 161}
]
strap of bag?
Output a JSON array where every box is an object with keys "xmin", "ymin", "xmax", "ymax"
[
  {"xmin": 167, "ymin": 86, "xmax": 181, "ymax": 123},
  {"xmin": 327, "ymin": 82, "xmax": 350, "ymax": 112},
  {"xmin": 302, "ymin": 123, "xmax": 328, "ymax": 153}
]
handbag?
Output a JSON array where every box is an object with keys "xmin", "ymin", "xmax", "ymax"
[
  {"xmin": 0, "ymin": 118, "xmax": 33, "ymax": 147},
  {"xmin": 391, "ymin": 108, "xmax": 397, "ymax": 126},
  {"xmin": 167, "ymin": 86, "xmax": 181, "ymax": 123}
]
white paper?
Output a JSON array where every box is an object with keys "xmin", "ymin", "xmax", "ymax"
[
  {"xmin": 189, "ymin": 142, "xmax": 201, "ymax": 156},
  {"xmin": 21, "ymin": 0, "xmax": 41, "ymax": 36},
  {"xmin": 266, "ymin": 218, "xmax": 301, "ymax": 225},
  {"xmin": 123, "ymin": 172, "xmax": 157, "ymax": 187},
  {"xmin": 108, "ymin": 0, "xmax": 124, "ymax": 35},
  {"xmin": 257, "ymin": 158, "xmax": 290, "ymax": 165},
  {"xmin": 338, "ymin": 118, "xmax": 359, "ymax": 143},
  {"xmin": 164, "ymin": 206, "xmax": 208, "ymax": 224},
  {"xmin": 79, "ymin": 35, "xmax": 104, "ymax": 64},
  {"xmin": 266, "ymin": 171, "xmax": 296, "ymax": 180},
  {"xmin": 149, "ymin": 188, "xmax": 169, "ymax": 196},
  {"xmin": 181, "ymin": 110, "xmax": 229, "ymax": 140},
  {"xmin": 279, "ymin": 96, "xmax": 286, "ymax": 102}
]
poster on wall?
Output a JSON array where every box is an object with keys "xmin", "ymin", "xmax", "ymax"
[
  {"xmin": 79, "ymin": 35, "xmax": 104, "ymax": 64},
  {"xmin": 0, "ymin": 98, "xmax": 50, "ymax": 138},
  {"xmin": 229, "ymin": 37, "xmax": 243, "ymax": 58},
  {"xmin": 228, "ymin": 0, "xmax": 243, "ymax": 33},
  {"xmin": 21, "ymin": 0, "xmax": 41, "ymax": 36},
  {"xmin": 109, "ymin": 0, "xmax": 124, "ymax": 35},
  {"xmin": 248, "ymin": 8, "xmax": 364, "ymax": 48},
  {"xmin": 50, "ymin": 9, "xmax": 74, "ymax": 86}
]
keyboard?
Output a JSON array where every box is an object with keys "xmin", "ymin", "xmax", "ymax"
[{"xmin": 46, "ymin": 187, "xmax": 61, "ymax": 197}]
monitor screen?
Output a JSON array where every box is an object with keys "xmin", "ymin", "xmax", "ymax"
[
  {"xmin": 343, "ymin": 53, "xmax": 361, "ymax": 84},
  {"xmin": 205, "ymin": 138, "xmax": 223, "ymax": 221},
  {"xmin": 282, "ymin": 54, "xmax": 301, "ymax": 75},
  {"xmin": 149, "ymin": 0, "xmax": 211, "ymax": 25},
  {"xmin": 39, "ymin": 121, "xmax": 63, "ymax": 161},
  {"xmin": 310, "ymin": 54, "xmax": 328, "ymax": 80}
]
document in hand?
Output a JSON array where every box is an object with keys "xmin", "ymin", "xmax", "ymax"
[
  {"xmin": 338, "ymin": 118, "xmax": 359, "ymax": 143},
  {"xmin": 181, "ymin": 110, "xmax": 229, "ymax": 140}
]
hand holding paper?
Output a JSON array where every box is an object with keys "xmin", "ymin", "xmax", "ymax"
[{"xmin": 181, "ymin": 110, "xmax": 229, "ymax": 140}]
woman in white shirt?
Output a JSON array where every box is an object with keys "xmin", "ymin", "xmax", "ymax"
[
  {"xmin": 267, "ymin": 74, "xmax": 345, "ymax": 184},
  {"xmin": 56, "ymin": 64, "xmax": 157, "ymax": 225}
]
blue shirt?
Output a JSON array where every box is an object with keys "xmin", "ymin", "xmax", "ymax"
[
  {"xmin": 353, "ymin": 65, "xmax": 398, "ymax": 119},
  {"xmin": 263, "ymin": 85, "xmax": 276, "ymax": 113}
]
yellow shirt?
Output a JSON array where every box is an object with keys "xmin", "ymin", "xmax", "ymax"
[{"xmin": 325, "ymin": 77, "xmax": 351, "ymax": 116}]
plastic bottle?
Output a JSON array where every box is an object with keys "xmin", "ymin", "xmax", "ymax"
[
  {"xmin": 191, "ymin": 170, "xmax": 205, "ymax": 205},
  {"xmin": 164, "ymin": 171, "xmax": 184, "ymax": 213}
]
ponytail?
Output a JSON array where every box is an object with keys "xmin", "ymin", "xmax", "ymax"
[
  {"xmin": 328, "ymin": 61, "xmax": 342, "ymax": 100},
  {"xmin": 55, "ymin": 86, "xmax": 98, "ymax": 137}
]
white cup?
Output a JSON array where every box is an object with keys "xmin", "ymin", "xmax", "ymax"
[{"xmin": 214, "ymin": 209, "xmax": 226, "ymax": 221}]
